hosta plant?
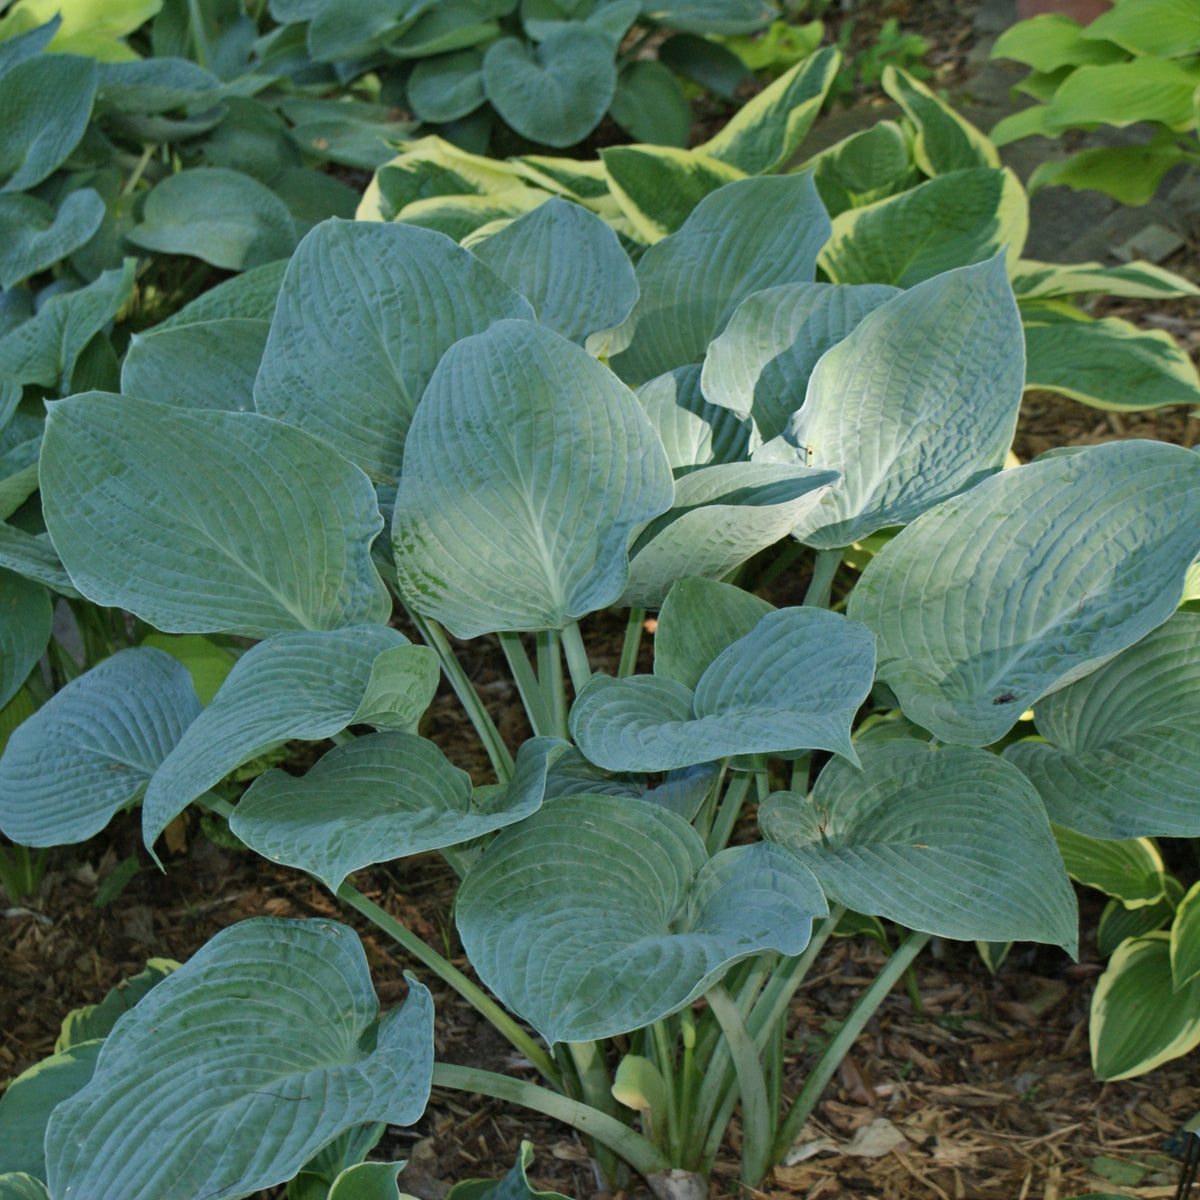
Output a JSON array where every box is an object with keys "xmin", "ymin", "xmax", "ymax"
[{"xmin": 4, "ymin": 168, "xmax": 1200, "ymax": 1200}]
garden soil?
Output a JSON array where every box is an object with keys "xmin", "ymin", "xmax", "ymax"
[{"xmin": 5, "ymin": 2, "xmax": 1200, "ymax": 1197}]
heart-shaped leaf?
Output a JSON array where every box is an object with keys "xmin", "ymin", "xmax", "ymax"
[
  {"xmin": 760, "ymin": 739, "xmax": 1078, "ymax": 951},
  {"xmin": 231, "ymin": 733, "xmax": 566, "ymax": 892},
  {"xmin": 0, "ymin": 189, "xmax": 105, "ymax": 289},
  {"xmin": 254, "ymin": 219, "xmax": 532, "ymax": 483},
  {"xmin": 41, "ymin": 393, "xmax": 391, "ymax": 637},
  {"xmin": 847, "ymin": 441, "xmax": 1200, "ymax": 746},
  {"xmin": 571, "ymin": 607, "xmax": 875, "ymax": 770},
  {"xmin": 46, "ymin": 919, "xmax": 434, "ymax": 1200},
  {"xmin": 141, "ymin": 626, "xmax": 408, "ymax": 850},
  {"xmin": 0, "ymin": 648, "xmax": 200, "ymax": 847},
  {"xmin": 457, "ymin": 795, "xmax": 826, "ymax": 1042},
  {"xmin": 393, "ymin": 319, "xmax": 673, "ymax": 636},
  {"xmin": 1005, "ymin": 613, "xmax": 1200, "ymax": 838}
]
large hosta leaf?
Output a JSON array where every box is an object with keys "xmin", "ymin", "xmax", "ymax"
[
  {"xmin": 636, "ymin": 365, "xmax": 750, "ymax": 473},
  {"xmin": 570, "ymin": 607, "xmax": 875, "ymax": 770},
  {"xmin": 231, "ymin": 734, "xmax": 566, "ymax": 893},
  {"xmin": 881, "ymin": 66, "xmax": 998, "ymax": 175},
  {"xmin": 393, "ymin": 320, "xmax": 673, "ymax": 637},
  {"xmin": 141, "ymin": 626, "xmax": 409, "ymax": 850},
  {"xmin": 0, "ymin": 569, "xmax": 51, "ymax": 707},
  {"xmin": 760, "ymin": 740, "xmax": 1078, "ymax": 951},
  {"xmin": 819, "ymin": 168, "xmax": 1028, "ymax": 288},
  {"xmin": 603, "ymin": 174, "xmax": 832, "ymax": 387},
  {"xmin": 621, "ymin": 462, "xmax": 839, "ymax": 607},
  {"xmin": 456, "ymin": 795, "xmax": 826, "ymax": 1042},
  {"xmin": 1005, "ymin": 613, "xmax": 1200, "ymax": 839},
  {"xmin": 701, "ymin": 281, "xmax": 898, "ymax": 445},
  {"xmin": 470, "ymin": 197, "xmax": 637, "ymax": 344},
  {"xmin": 254, "ymin": 219, "xmax": 531, "ymax": 483},
  {"xmin": 760, "ymin": 257, "xmax": 1025, "ymax": 548},
  {"xmin": 847, "ymin": 441, "xmax": 1200, "ymax": 746},
  {"xmin": 46, "ymin": 919, "xmax": 434, "ymax": 1200},
  {"xmin": 0, "ymin": 648, "xmax": 200, "ymax": 847},
  {"xmin": 41, "ymin": 393, "xmax": 390, "ymax": 637}
]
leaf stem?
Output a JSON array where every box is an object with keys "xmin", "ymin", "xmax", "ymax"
[
  {"xmin": 803, "ymin": 549, "xmax": 842, "ymax": 608},
  {"xmin": 561, "ymin": 620, "xmax": 592, "ymax": 695},
  {"xmin": 705, "ymin": 770, "xmax": 753, "ymax": 856},
  {"xmin": 618, "ymin": 607, "xmax": 646, "ymax": 678},
  {"xmin": 499, "ymin": 632, "xmax": 555, "ymax": 737},
  {"xmin": 538, "ymin": 630, "xmax": 568, "ymax": 739}
]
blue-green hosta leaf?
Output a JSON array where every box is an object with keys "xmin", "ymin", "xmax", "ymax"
[
  {"xmin": 41, "ymin": 393, "xmax": 390, "ymax": 637},
  {"xmin": 0, "ymin": 14, "xmax": 61, "ymax": 77},
  {"xmin": 141, "ymin": 626, "xmax": 407, "ymax": 851},
  {"xmin": 0, "ymin": 1175, "xmax": 50, "ymax": 1200},
  {"xmin": 287, "ymin": 1123, "xmax": 387, "ymax": 1200},
  {"xmin": 647, "ymin": 0, "xmax": 773, "ymax": 35},
  {"xmin": 0, "ymin": 648, "xmax": 201, "ymax": 847},
  {"xmin": 608, "ymin": 60, "xmax": 692, "ymax": 148},
  {"xmin": 349, "ymin": 644, "xmax": 441, "ymax": 732},
  {"xmin": 0, "ymin": 53, "xmax": 96, "ymax": 192},
  {"xmin": 126, "ymin": 168, "xmax": 297, "ymax": 271},
  {"xmin": 622, "ymin": 462, "xmax": 839, "ymax": 607},
  {"xmin": 701, "ymin": 281, "xmax": 899, "ymax": 445},
  {"xmin": 760, "ymin": 740, "xmax": 1078, "ymax": 952},
  {"xmin": 254, "ymin": 219, "xmax": 531, "ymax": 483},
  {"xmin": 0, "ymin": 189, "xmax": 105, "ymax": 289},
  {"xmin": 232, "ymin": 733, "xmax": 566, "ymax": 892},
  {"xmin": 1172, "ymin": 883, "xmax": 1200, "ymax": 990},
  {"xmin": 45, "ymin": 919, "xmax": 434, "ymax": 1200},
  {"xmin": 654, "ymin": 576, "xmax": 774, "ymax": 690},
  {"xmin": 604, "ymin": 174, "xmax": 832, "ymax": 387},
  {"xmin": 483, "ymin": 27, "xmax": 616, "ymax": 147},
  {"xmin": 121, "ymin": 318, "xmax": 269, "ymax": 411},
  {"xmin": 1090, "ymin": 933, "xmax": 1200, "ymax": 1080},
  {"xmin": 881, "ymin": 66, "xmax": 998, "ymax": 175},
  {"xmin": 541, "ymin": 748, "xmax": 720, "ymax": 822},
  {"xmin": 761, "ymin": 257, "xmax": 1025, "ymax": 548},
  {"xmin": 1051, "ymin": 827, "xmax": 1166, "ymax": 907},
  {"xmin": 470, "ymin": 197, "xmax": 637, "ymax": 344},
  {"xmin": 636, "ymin": 365, "xmax": 750, "ymax": 474},
  {"xmin": 0, "ymin": 569, "xmax": 50, "ymax": 707},
  {"xmin": 393, "ymin": 320, "xmax": 673, "ymax": 637},
  {"xmin": 408, "ymin": 49, "xmax": 486, "ymax": 123},
  {"xmin": 94, "ymin": 55, "xmax": 222, "ymax": 112},
  {"xmin": 1005, "ymin": 613, "xmax": 1200, "ymax": 839},
  {"xmin": 0, "ymin": 526, "xmax": 77, "ymax": 597},
  {"xmin": 456, "ymin": 795, "xmax": 826, "ymax": 1042},
  {"xmin": 696, "ymin": 46, "xmax": 839, "ymax": 174},
  {"xmin": 571, "ymin": 607, "xmax": 875, "ymax": 771},
  {"xmin": 819, "ymin": 168, "xmax": 1028, "ymax": 288},
  {"xmin": 155, "ymin": 258, "xmax": 287, "ymax": 329},
  {"xmin": 847, "ymin": 441, "xmax": 1200, "ymax": 747}
]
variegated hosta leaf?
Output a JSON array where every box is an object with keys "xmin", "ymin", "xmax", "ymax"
[
  {"xmin": 393, "ymin": 320, "xmax": 673, "ymax": 637},
  {"xmin": 762, "ymin": 257, "xmax": 1025, "ymax": 548},
  {"xmin": 636, "ymin": 365, "xmax": 750, "ymax": 474},
  {"xmin": 759, "ymin": 740, "xmax": 1078, "ymax": 952},
  {"xmin": 141, "ymin": 626, "xmax": 409, "ymax": 851},
  {"xmin": 701, "ymin": 281, "xmax": 899, "ymax": 445},
  {"xmin": 254, "ymin": 219, "xmax": 532, "ymax": 483},
  {"xmin": 1051, "ymin": 826, "xmax": 1167, "ymax": 907},
  {"xmin": 621, "ymin": 461, "xmax": 839, "ymax": 607},
  {"xmin": 0, "ymin": 569, "xmax": 51, "ymax": 708},
  {"xmin": 0, "ymin": 648, "xmax": 200, "ymax": 847},
  {"xmin": 847, "ymin": 441, "xmax": 1200, "ymax": 747},
  {"xmin": 881, "ymin": 66, "xmax": 999, "ymax": 175},
  {"xmin": 456, "ymin": 795, "xmax": 826, "ymax": 1043},
  {"xmin": 1171, "ymin": 883, "xmax": 1200, "ymax": 990},
  {"xmin": 0, "ymin": 1175, "xmax": 49, "ymax": 1200},
  {"xmin": 1004, "ymin": 613, "xmax": 1200, "ymax": 838},
  {"xmin": 470, "ymin": 197, "xmax": 637, "ymax": 344},
  {"xmin": 45, "ymin": 919, "xmax": 434, "ymax": 1200},
  {"xmin": 570, "ymin": 607, "xmax": 875, "ymax": 771},
  {"xmin": 40, "ymin": 393, "xmax": 391, "ymax": 637},
  {"xmin": 445, "ymin": 1141, "xmax": 570, "ymax": 1200},
  {"xmin": 602, "ymin": 174, "xmax": 832, "ymax": 387},
  {"xmin": 230, "ymin": 734, "xmax": 567, "ymax": 893}
]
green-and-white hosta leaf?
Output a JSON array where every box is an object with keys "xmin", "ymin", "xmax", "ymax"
[
  {"xmin": 141, "ymin": 626, "xmax": 409, "ymax": 851},
  {"xmin": 571, "ymin": 607, "xmax": 875, "ymax": 771},
  {"xmin": 1051, "ymin": 826, "xmax": 1167, "ymax": 907},
  {"xmin": 230, "ymin": 733, "xmax": 566, "ymax": 893},
  {"xmin": 636, "ymin": 365, "xmax": 750, "ymax": 473},
  {"xmin": 445, "ymin": 1141, "xmax": 570, "ymax": 1200},
  {"xmin": 0, "ymin": 569, "xmax": 51, "ymax": 708},
  {"xmin": 1090, "ymin": 933, "xmax": 1200, "ymax": 1080},
  {"xmin": 40, "ymin": 393, "xmax": 390, "ymax": 637},
  {"xmin": 881, "ymin": 66, "xmax": 999, "ymax": 175},
  {"xmin": 120, "ymin": 318, "xmax": 269, "ymax": 411},
  {"xmin": 760, "ymin": 740, "xmax": 1078, "ymax": 951},
  {"xmin": 701, "ymin": 281, "xmax": 899, "ymax": 445},
  {"xmin": 1011, "ymin": 259, "xmax": 1200, "ymax": 301},
  {"xmin": 809, "ymin": 121, "xmax": 920, "ymax": 218},
  {"xmin": 819, "ymin": 168, "xmax": 1028, "ymax": 288},
  {"xmin": 456, "ymin": 794, "xmax": 826, "ymax": 1043},
  {"xmin": 393, "ymin": 320, "xmax": 673, "ymax": 637},
  {"xmin": 1004, "ymin": 613, "xmax": 1200, "ymax": 839},
  {"xmin": 470, "ymin": 197, "xmax": 637, "ymax": 344},
  {"xmin": 847, "ymin": 441, "xmax": 1200, "ymax": 747},
  {"xmin": 622, "ymin": 462, "xmax": 839, "ymax": 607},
  {"xmin": 759, "ymin": 257, "xmax": 1024, "ymax": 549},
  {"xmin": 45, "ymin": 919, "xmax": 434, "ymax": 1200},
  {"xmin": 0, "ymin": 1175, "xmax": 49, "ymax": 1200},
  {"xmin": 0, "ymin": 648, "xmax": 200, "ymax": 847},
  {"xmin": 254, "ymin": 219, "xmax": 532, "ymax": 483},
  {"xmin": 1171, "ymin": 882, "xmax": 1200, "ymax": 990},
  {"xmin": 602, "ymin": 174, "xmax": 832, "ymax": 387}
]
